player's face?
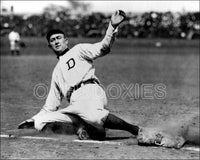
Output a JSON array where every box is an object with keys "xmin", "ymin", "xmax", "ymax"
[{"xmin": 49, "ymin": 33, "xmax": 68, "ymax": 54}]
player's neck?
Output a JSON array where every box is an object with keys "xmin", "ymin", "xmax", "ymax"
[{"xmin": 56, "ymin": 47, "xmax": 70, "ymax": 59}]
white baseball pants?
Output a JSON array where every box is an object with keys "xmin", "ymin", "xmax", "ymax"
[{"xmin": 34, "ymin": 84, "xmax": 109, "ymax": 130}]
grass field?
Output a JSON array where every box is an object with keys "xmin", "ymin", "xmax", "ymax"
[{"xmin": 0, "ymin": 37, "xmax": 199, "ymax": 159}]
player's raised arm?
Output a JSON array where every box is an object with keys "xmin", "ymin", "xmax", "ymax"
[{"xmin": 78, "ymin": 10, "xmax": 126, "ymax": 60}]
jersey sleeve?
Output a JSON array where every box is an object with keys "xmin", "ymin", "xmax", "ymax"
[
  {"xmin": 32, "ymin": 73, "xmax": 63, "ymax": 120},
  {"xmin": 43, "ymin": 78, "xmax": 63, "ymax": 111},
  {"xmin": 78, "ymin": 22, "xmax": 118, "ymax": 60}
]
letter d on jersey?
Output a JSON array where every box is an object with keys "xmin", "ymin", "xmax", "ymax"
[{"xmin": 66, "ymin": 58, "xmax": 75, "ymax": 70}]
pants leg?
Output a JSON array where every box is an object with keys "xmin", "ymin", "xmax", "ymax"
[
  {"xmin": 34, "ymin": 110, "xmax": 84, "ymax": 131},
  {"xmin": 59, "ymin": 84, "xmax": 109, "ymax": 129},
  {"xmin": 11, "ymin": 50, "xmax": 15, "ymax": 55},
  {"xmin": 10, "ymin": 41, "xmax": 15, "ymax": 55},
  {"xmin": 34, "ymin": 110, "xmax": 106, "ymax": 139},
  {"xmin": 16, "ymin": 50, "xmax": 20, "ymax": 55}
]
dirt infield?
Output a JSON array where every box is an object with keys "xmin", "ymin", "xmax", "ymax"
[{"xmin": 1, "ymin": 38, "xmax": 199, "ymax": 159}]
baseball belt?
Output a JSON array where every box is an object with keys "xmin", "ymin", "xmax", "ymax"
[{"xmin": 67, "ymin": 78, "xmax": 100, "ymax": 102}]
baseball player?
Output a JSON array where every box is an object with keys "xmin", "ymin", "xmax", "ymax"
[
  {"xmin": 18, "ymin": 10, "xmax": 140, "ymax": 140},
  {"xmin": 8, "ymin": 27, "xmax": 21, "ymax": 55}
]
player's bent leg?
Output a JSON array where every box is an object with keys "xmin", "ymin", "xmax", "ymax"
[
  {"xmin": 37, "ymin": 113, "xmax": 105, "ymax": 140},
  {"xmin": 57, "ymin": 84, "xmax": 108, "ymax": 140},
  {"xmin": 103, "ymin": 113, "xmax": 139, "ymax": 136},
  {"xmin": 34, "ymin": 111, "xmax": 81, "ymax": 132},
  {"xmin": 16, "ymin": 50, "xmax": 20, "ymax": 55},
  {"xmin": 58, "ymin": 108, "xmax": 107, "ymax": 140},
  {"xmin": 70, "ymin": 109, "xmax": 107, "ymax": 140},
  {"xmin": 10, "ymin": 42, "xmax": 15, "ymax": 55},
  {"xmin": 34, "ymin": 111, "xmax": 97, "ymax": 139},
  {"xmin": 11, "ymin": 50, "xmax": 15, "ymax": 55}
]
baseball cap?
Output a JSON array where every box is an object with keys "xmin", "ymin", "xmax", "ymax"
[{"xmin": 46, "ymin": 29, "xmax": 64, "ymax": 42}]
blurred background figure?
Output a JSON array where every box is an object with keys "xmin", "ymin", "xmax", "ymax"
[{"xmin": 8, "ymin": 27, "xmax": 21, "ymax": 55}]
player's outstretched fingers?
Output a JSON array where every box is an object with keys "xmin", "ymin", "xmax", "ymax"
[{"xmin": 118, "ymin": 10, "xmax": 126, "ymax": 20}]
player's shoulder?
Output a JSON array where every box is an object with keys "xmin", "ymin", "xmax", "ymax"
[
  {"xmin": 72, "ymin": 43, "xmax": 85, "ymax": 50},
  {"xmin": 63, "ymin": 43, "xmax": 87, "ymax": 56},
  {"xmin": 74, "ymin": 43, "xmax": 93, "ymax": 54},
  {"xmin": 74, "ymin": 43, "xmax": 92, "ymax": 48}
]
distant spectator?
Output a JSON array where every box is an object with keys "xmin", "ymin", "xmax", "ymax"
[
  {"xmin": 8, "ymin": 27, "xmax": 20, "ymax": 55},
  {"xmin": 1, "ymin": 11, "xmax": 199, "ymax": 39}
]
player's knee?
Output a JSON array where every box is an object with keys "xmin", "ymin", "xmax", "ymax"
[
  {"xmin": 85, "ymin": 115, "xmax": 103, "ymax": 127},
  {"xmin": 34, "ymin": 118, "xmax": 46, "ymax": 131},
  {"xmin": 84, "ymin": 110, "xmax": 109, "ymax": 127}
]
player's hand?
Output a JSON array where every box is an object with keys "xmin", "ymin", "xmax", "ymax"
[
  {"xmin": 111, "ymin": 10, "xmax": 126, "ymax": 28},
  {"xmin": 18, "ymin": 119, "xmax": 34, "ymax": 129}
]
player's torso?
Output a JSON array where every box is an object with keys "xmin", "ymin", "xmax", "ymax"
[
  {"xmin": 9, "ymin": 32, "xmax": 19, "ymax": 41},
  {"xmin": 53, "ymin": 45, "xmax": 96, "ymax": 96}
]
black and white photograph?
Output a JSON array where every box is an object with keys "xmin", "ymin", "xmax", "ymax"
[{"xmin": 0, "ymin": 1, "xmax": 199, "ymax": 159}]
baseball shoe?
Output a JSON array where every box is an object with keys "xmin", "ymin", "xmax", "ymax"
[{"xmin": 76, "ymin": 127, "xmax": 90, "ymax": 140}]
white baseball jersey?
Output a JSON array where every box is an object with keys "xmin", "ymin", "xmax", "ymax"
[
  {"xmin": 32, "ymin": 23, "xmax": 118, "ymax": 128},
  {"xmin": 8, "ymin": 31, "xmax": 20, "ymax": 50},
  {"xmin": 8, "ymin": 31, "xmax": 20, "ymax": 42}
]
